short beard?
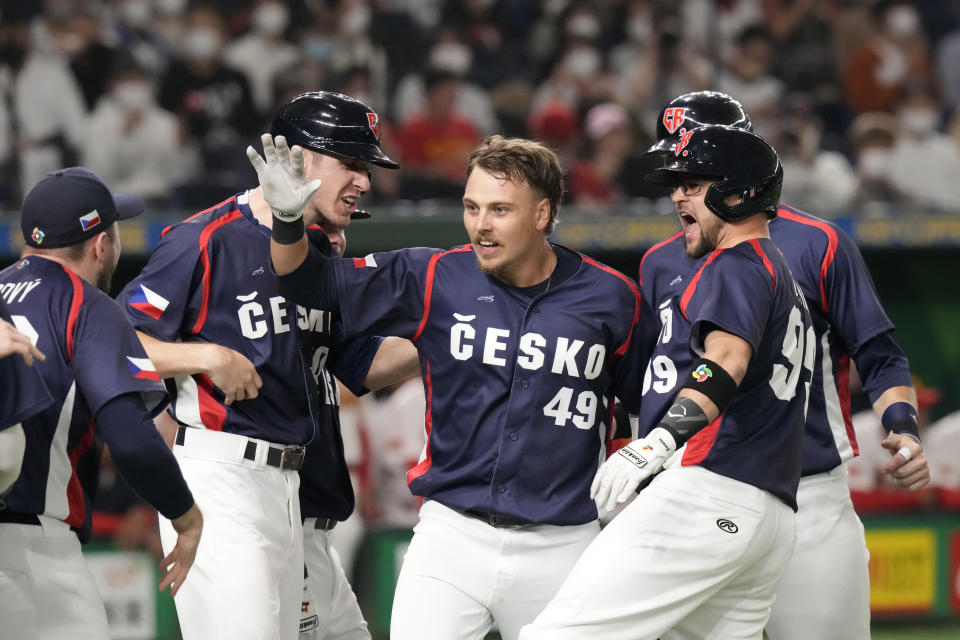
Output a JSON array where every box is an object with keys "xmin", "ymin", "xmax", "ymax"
[
  {"xmin": 96, "ymin": 265, "xmax": 114, "ymax": 293},
  {"xmin": 683, "ymin": 223, "xmax": 718, "ymax": 259}
]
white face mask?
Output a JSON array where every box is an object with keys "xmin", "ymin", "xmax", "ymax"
[
  {"xmin": 898, "ymin": 107, "xmax": 938, "ymax": 135},
  {"xmin": 120, "ymin": 0, "xmax": 153, "ymax": 28},
  {"xmin": 563, "ymin": 46, "xmax": 601, "ymax": 79},
  {"xmin": 859, "ymin": 147, "xmax": 891, "ymax": 178},
  {"xmin": 886, "ymin": 6, "xmax": 920, "ymax": 38},
  {"xmin": 182, "ymin": 27, "xmax": 222, "ymax": 62},
  {"xmin": 252, "ymin": 3, "xmax": 289, "ymax": 36},
  {"xmin": 341, "ymin": 4, "xmax": 372, "ymax": 37},
  {"xmin": 113, "ymin": 81, "xmax": 153, "ymax": 111},
  {"xmin": 429, "ymin": 42, "xmax": 472, "ymax": 75},
  {"xmin": 566, "ymin": 13, "xmax": 600, "ymax": 40},
  {"xmin": 627, "ymin": 17, "xmax": 653, "ymax": 43}
]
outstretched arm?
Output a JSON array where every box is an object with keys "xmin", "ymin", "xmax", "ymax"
[{"xmin": 246, "ymin": 133, "xmax": 322, "ymax": 276}]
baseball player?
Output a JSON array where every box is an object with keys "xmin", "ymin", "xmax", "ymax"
[
  {"xmin": 639, "ymin": 91, "xmax": 930, "ymax": 639},
  {"xmin": 522, "ymin": 125, "xmax": 812, "ymax": 639},
  {"xmin": 0, "ymin": 167, "xmax": 203, "ymax": 639},
  {"xmin": 0, "ymin": 301, "xmax": 52, "ymax": 493},
  {"xmin": 258, "ymin": 134, "xmax": 647, "ymax": 640},
  {"xmin": 118, "ymin": 91, "xmax": 416, "ymax": 640}
]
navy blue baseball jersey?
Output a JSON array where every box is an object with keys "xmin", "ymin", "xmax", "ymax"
[
  {"xmin": 322, "ymin": 243, "xmax": 647, "ymax": 526},
  {"xmin": 640, "ymin": 205, "xmax": 908, "ymax": 478},
  {"xmin": 0, "ymin": 298, "xmax": 52, "ymax": 432},
  {"xmin": 117, "ymin": 192, "xmax": 378, "ymax": 520},
  {"xmin": 0, "ymin": 257, "xmax": 167, "ymax": 529},
  {"xmin": 639, "ymin": 237, "xmax": 812, "ymax": 510}
]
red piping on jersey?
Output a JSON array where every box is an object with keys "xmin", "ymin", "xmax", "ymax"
[
  {"xmin": 195, "ymin": 373, "xmax": 227, "ymax": 431},
  {"xmin": 406, "ymin": 360, "xmax": 434, "ymax": 484},
  {"xmin": 190, "ymin": 209, "xmax": 244, "ymax": 334},
  {"xmin": 776, "ymin": 207, "xmax": 838, "ymax": 314},
  {"xmin": 581, "ymin": 254, "xmax": 643, "ymax": 356},
  {"xmin": 638, "ymin": 231, "xmax": 683, "ymax": 286},
  {"xmin": 747, "ymin": 239, "xmax": 776, "ymax": 291},
  {"xmin": 836, "ymin": 352, "xmax": 858, "ymax": 456},
  {"xmin": 679, "ymin": 249, "xmax": 724, "ymax": 321},
  {"xmin": 412, "ymin": 246, "xmax": 473, "ymax": 343},
  {"xmin": 61, "ymin": 266, "xmax": 84, "ymax": 360},
  {"xmin": 680, "ymin": 415, "xmax": 722, "ymax": 466},
  {"xmin": 65, "ymin": 419, "xmax": 95, "ymax": 528},
  {"xmin": 161, "ymin": 196, "xmax": 238, "ymax": 238}
]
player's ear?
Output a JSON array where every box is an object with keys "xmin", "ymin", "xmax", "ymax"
[
  {"xmin": 535, "ymin": 197, "xmax": 551, "ymax": 232},
  {"xmin": 90, "ymin": 230, "xmax": 110, "ymax": 262}
]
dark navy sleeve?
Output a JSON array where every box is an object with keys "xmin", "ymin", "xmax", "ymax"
[
  {"xmin": 275, "ymin": 244, "xmax": 339, "ymax": 310},
  {"xmin": 683, "ymin": 250, "xmax": 773, "ymax": 355},
  {"xmin": 117, "ymin": 224, "xmax": 203, "ymax": 341},
  {"xmin": 0, "ymin": 306, "xmax": 52, "ymax": 430},
  {"xmin": 96, "ymin": 393, "xmax": 194, "ymax": 520},
  {"xmin": 612, "ymin": 297, "xmax": 655, "ymax": 416},
  {"xmin": 823, "ymin": 228, "xmax": 895, "ymax": 355},
  {"xmin": 331, "ymin": 247, "xmax": 445, "ymax": 339},
  {"xmin": 327, "ymin": 331, "xmax": 385, "ymax": 397},
  {"xmin": 852, "ymin": 330, "xmax": 913, "ymax": 404},
  {"xmin": 73, "ymin": 289, "xmax": 168, "ymax": 417}
]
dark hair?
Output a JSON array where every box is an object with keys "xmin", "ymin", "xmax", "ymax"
[{"xmin": 466, "ymin": 135, "xmax": 565, "ymax": 234}]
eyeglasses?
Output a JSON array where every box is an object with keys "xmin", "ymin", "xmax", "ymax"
[{"xmin": 670, "ymin": 175, "xmax": 705, "ymax": 196}]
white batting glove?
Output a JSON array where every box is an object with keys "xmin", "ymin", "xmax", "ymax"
[
  {"xmin": 590, "ymin": 426, "xmax": 677, "ymax": 513},
  {"xmin": 246, "ymin": 133, "xmax": 323, "ymax": 222}
]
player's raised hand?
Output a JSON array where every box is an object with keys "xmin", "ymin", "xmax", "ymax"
[
  {"xmin": 202, "ymin": 343, "xmax": 263, "ymax": 405},
  {"xmin": 590, "ymin": 427, "xmax": 676, "ymax": 513},
  {"xmin": 881, "ymin": 431, "xmax": 930, "ymax": 491},
  {"xmin": 246, "ymin": 133, "xmax": 323, "ymax": 221},
  {"xmin": 0, "ymin": 317, "xmax": 46, "ymax": 366},
  {"xmin": 159, "ymin": 502, "xmax": 203, "ymax": 596}
]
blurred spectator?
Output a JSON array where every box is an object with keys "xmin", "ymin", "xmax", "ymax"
[
  {"xmin": 358, "ymin": 375, "xmax": 425, "ymax": 529},
  {"xmin": 936, "ymin": 25, "xmax": 960, "ymax": 111},
  {"xmin": 81, "ymin": 54, "xmax": 189, "ymax": 204},
  {"xmin": 223, "ymin": 0, "xmax": 299, "ymax": 117},
  {"xmin": 154, "ymin": 0, "xmax": 189, "ymax": 53},
  {"xmin": 393, "ymin": 29, "xmax": 499, "ymax": 135},
  {"xmin": 91, "ymin": 446, "xmax": 163, "ymax": 558},
  {"xmin": 848, "ymin": 377, "xmax": 941, "ymax": 492},
  {"xmin": 109, "ymin": 0, "xmax": 175, "ymax": 78},
  {"xmin": 397, "ymin": 68, "xmax": 481, "ymax": 199},
  {"xmin": 886, "ymin": 82, "xmax": 960, "ymax": 210},
  {"xmin": 527, "ymin": 100, "xmax": 580, "ymax": 163},
  {"xmin": 717, "ymin": 24, "xmax": 785, "ymax": 138},
  {"xmin": 608, "ymin": 0, "xmax": 659, "ymax": 111},
  {"xmin": 568, "ymin": 102, "xmax": 633, "ymax": 206},
  {"xmin": 679, "ymin": 0, "xmax": 764, "ymax": 61},
  {"xmin": 158, "ymin": 4, "xmax": 258, "ymax": 190},
  {"xmin": 63, "ymin": 5, "xmax": 118, "ymax": 111},
  {"xmin": 843, "ymin": 0, "xmax": 934, "ymax": 114},
  {"xmin": 773, "ymin": 95, "xmax": 856, "ymax": 217},
  {"xmin": 849, "ymin": 111, "xmax": 908, "ymax": 206},
  {"xmin": 925, "ymin": 407, "xmax": 960, "ymax": 489},
  {"xmin": 5, "ymin": 8, "xmax": 88, "ymax": 202}
]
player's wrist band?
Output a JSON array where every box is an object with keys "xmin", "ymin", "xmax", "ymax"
[
  {"xmin": 680, "ymin": 357, "xmax": 737, "ymax": 414},
  {"xmin": 272, "ymin": 215, "xmax": 305, "ymax": 245},
  {"xmin": 881, "ymin": 401, "xmax": 920, "ymax": 440},
  {"xmin": 657, "ymin": 397, "xmax": 709, "ymax": 447}
]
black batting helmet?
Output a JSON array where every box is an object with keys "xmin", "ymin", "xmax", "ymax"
[
  {"xmin": 271, "ymin": 91, "xmax": 399, "ymax": 170},
  {"xmin": 647, "ymin": 91, "xmax": 752, "ymax": 157},
  {"xmin": 644, "ymin": 125, "xmax": 783, "ymax": 222}
]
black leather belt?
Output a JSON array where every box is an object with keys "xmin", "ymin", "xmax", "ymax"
[
  {"xmin": 0, "ymin": 511, "xmax": 41, "ymax": 525},
  {"xmin": 464, "ymin": 509, "xmax": 533, "ymax": 528},
  {"xmin": 176, "ymin": 426, "xmax": 306, "ymax": 471},
  {"xmin": 312, "ymin": 517, "xmax": 337, "ymax": 531}
]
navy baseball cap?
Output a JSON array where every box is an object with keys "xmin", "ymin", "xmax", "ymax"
[{"xmin": 21, "ymin": 167, "xmax": 145, "ymax": 249}]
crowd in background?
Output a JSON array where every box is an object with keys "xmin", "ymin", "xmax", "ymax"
[{"xmin": 2, "ymin": 0, "xmax": 960, "ymax": 217}]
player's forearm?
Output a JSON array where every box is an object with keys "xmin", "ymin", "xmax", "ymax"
[
  {"xmin": 275, "ymin": 245, "xmax": 340, "ymax": 310},
  {"xmin": 363, "ymin": 337, "xmax": 420, "ymax": 391},
  {"xmin": 270, "ymin": 236, "xmax": 309, "ymax": 276},
  {"xmin": 136, "ymin": 331, "xmax": 218, "ymax": 380},
  {"xmin": 871, "ymin": 385, "xmax": 917, "ymax": 418}
]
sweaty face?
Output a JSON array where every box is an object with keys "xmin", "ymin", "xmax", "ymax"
[
  {"xmin": 462, "ymin": 167, "xmax": 551, "ymax": 286},
  {"xmin": 671, "ymin": 174, "xmax": 722, "ymax": 259},
  {"xmin": 302, "ymin": 150, "xmax": 371, "ymax": 228}
]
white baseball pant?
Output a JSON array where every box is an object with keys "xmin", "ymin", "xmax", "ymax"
[
  {"xmin": 0, "ymin": 515, "xmax": 110, "ymax": 639},
  {"xmin": 520, "ymin": 465, "xmax": 797, "ymax": 640},
  {"xmin": 159, "ymin": 429, "xmax": 303, "ymax": 640},
  {"xmin": 300, "ymin": 521, "xmax": 370, "ymax": 640},
  {"xmin": 389, "ymin": 500, "xmax": 599, "ymax": 640},
  {"xmin": 766, "ymin": 464, "xmax": 870, "ymax": 639}
]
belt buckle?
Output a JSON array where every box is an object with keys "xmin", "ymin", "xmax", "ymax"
[{"xmin": 280, "ymin": 446, "xmax": 305, "ymax": 470}]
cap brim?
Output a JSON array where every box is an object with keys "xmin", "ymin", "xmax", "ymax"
[
  {"xmin": 350, "ymin": 209, "xmax": 372, "ymax": 220},
  {"xmin": 367, "ymin": 148, "xmax": 399, "ymax": 170},
  {"xmin": 645, "ymin": 139, "xmax": 676, "ymax": 156},
  {"xmin": 114, "ymin": 193, "xmax": 145, "ymax": 219},
  {"xmin": 643, "ymin": 167, "xmax": 682, "ymax": 186}
]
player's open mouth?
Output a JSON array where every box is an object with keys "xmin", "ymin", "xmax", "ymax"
[
  {"xmin": 475, "ymin": 239, "xmax": 499, "ymax": 256},
  {"xmin": 341, "ymin": 196, "xmax": 358, "ymax": 212}
]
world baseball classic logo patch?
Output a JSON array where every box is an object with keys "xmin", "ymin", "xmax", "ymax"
[
  {"xmin": 31, "ymin": 227, "xmax": 45, "ymax": 244},
  {"xmin": 691, "ymin": 364, "xmax": 712, "ymax": 382}
]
